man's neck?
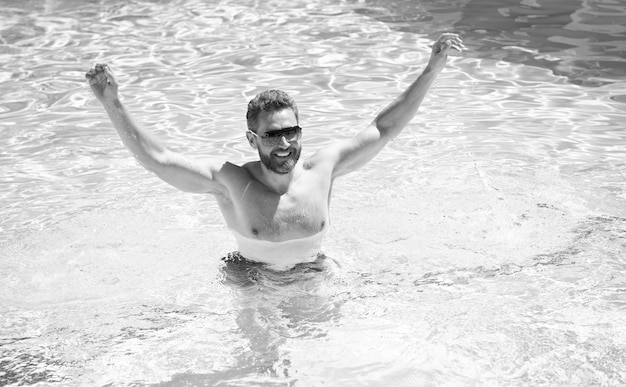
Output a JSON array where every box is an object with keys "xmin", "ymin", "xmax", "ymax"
[{"xmin": 257, "ymin": 161, "xmax": 300, "ymax": 195}]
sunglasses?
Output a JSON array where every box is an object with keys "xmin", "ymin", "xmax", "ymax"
[{"xmin": 249, "ymin": 126, "xmax": 302, "ymax": 146}]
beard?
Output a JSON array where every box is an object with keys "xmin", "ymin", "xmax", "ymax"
[{"xmin": 259, "ymin": 146, "xmax": 302, "ymax": 174}]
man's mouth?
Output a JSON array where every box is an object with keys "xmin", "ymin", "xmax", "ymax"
[{"xmin": 274, "ymin": 150, "xmax": 291, "ymax": 158}]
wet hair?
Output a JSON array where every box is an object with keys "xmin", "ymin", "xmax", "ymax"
[{"xmin": 246, "ymin": 89, "xmax": 299, "ymax": 132}]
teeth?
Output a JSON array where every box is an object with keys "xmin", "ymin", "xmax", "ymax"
[{"xmin": 275, "ymin": 151, "xmax": 290, "ymax": 157}]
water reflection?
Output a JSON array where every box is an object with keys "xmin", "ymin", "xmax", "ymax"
[
  {"xmin": 0, "ymin": 0, "xmax": 624, "ymax": 384},
  {"xmin": 352, "ymin": 0, "xmax": 626, "ymax": 86},
  {"xmin": 153, "ymin": 254, "xmax": 343, "ymax": 385}
]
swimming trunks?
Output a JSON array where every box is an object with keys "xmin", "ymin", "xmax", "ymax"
[
  {"xmin": 221, "ymin": 251, "xmax": 329, "ymax": 287},
  {"xmin": 229, "ymin": 228, "xmax": 327, "ymax": 271}
]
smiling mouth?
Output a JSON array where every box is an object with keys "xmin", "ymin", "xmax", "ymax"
[{"xmin": 274, "ymin": 151, "xmax": 291, "ymax": 157}]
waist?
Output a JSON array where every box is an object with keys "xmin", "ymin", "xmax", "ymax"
[{"xmin": 229, "ymin": 228, "xmax": 327, "ymax": 270}]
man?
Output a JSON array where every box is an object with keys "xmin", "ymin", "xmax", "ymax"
[{"xmin": 85, "ymin": 33, "xmax": 465, "ymax": 270}]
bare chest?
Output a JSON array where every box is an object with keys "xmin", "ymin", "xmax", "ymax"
[{"xmin": 226, "ymin": 172, "xmax": 331, "ymax": 240}]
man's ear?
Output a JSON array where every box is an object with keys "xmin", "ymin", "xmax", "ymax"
[{"xmin": 246, "ymin": 131, "xmax": 257, "ymax": 150}]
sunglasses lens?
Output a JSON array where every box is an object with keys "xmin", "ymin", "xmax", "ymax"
[
  {"xmin": 262, "ymin": 137, "xmax": 278, "ymax": 146},
  {"xmin": 282, "ymin": 127, "xmax": 298, "ymax": 140},
  {"xmin": 262, "ymin": 126, "xmax": 301, "ymax": 145}
]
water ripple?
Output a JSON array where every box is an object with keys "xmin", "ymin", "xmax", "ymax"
[{"xmin": 0, "ymin": 0, "xmax": 625, "ymax": 384}]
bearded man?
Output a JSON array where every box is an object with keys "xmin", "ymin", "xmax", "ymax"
[{"xmin": 85, "ymin": 33, "xmax": 465, "ymax": 270}]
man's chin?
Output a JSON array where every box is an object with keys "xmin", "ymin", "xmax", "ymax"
[
  {"xmin": 259, "ymin": 148, "xmax": 301, "ymax": 174},
  {"xmin": 260, "ymin": 155, "xmax": 297, "ymax": 174},
  {"xmin": 270, "ymin": 157, "xmax": 297, "ymax": 174}
]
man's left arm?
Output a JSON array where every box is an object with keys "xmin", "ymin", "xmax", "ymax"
[{"xmin": 316, "ymin": 33, "xmax": 465, "ymax": 178}]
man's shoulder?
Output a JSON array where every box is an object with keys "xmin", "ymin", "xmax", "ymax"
[
  {"xmin": 200, "ymin": 159, "xmax": 253, "ymax": 185},
  {"xmin": 302, "ymin": 145, "xmax": 342, "ymax": 172},
  {"xmin": 219, "ymin": 160, "xmax": 255, "ymax": 175},
  {"xmin": 239, "ymin": 161, "xmax": 259, "ymax": 175}
]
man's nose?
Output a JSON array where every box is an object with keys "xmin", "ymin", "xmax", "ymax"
[{"xmin": 277, "ymin": 135, "xmax": 290, "ymax": 147}]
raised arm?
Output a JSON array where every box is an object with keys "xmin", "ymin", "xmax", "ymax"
[
  {"xmin": 85, "ymin": 63, "xmax": 225, "ymax": 194},
  {"xmin": 317, "ymin": 33, "xmax": 465, "ymax": 179}
]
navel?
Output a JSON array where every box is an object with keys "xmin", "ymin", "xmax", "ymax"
[{"xmin": 251, "ymin": 228, "xmax": 259, "ymax": 237}]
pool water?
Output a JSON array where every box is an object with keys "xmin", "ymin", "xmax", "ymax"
[{"xmin": 1, "ymin": 0, "xmax": 625, "ymax": 385}]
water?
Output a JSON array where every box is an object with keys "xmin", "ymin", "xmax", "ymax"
[{"xmin": 1, "ymin": 0, "xmax": 625, "ymax": 385}]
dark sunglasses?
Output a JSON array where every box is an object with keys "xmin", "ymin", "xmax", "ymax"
[{"xmin": 249, "ymin": 126, "xmax": 302, "ymax": 146}]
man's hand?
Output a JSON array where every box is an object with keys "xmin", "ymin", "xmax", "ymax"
[
  {"xmin": 427, "ymin": 33, "xmax": 466, "ymax": 73},
  {"xmin": 85, "ymin": 63, "xmax": 119, "ymax": 103}
]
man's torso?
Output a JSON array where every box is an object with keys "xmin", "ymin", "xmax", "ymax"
[{"xmin": 213, "ymin": 158, "xmax": 332, "ymax": 242}]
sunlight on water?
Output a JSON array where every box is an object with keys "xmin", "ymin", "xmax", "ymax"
[{"xmin": 0, "ymin": 0, "xmax": 625, "ymax": 385}]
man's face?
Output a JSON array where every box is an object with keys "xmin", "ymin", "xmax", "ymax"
[{"xmin": 253, "ymin": 109, "xmax": 302, "ymax": 174}]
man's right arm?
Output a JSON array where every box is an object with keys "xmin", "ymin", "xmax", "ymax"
[{"xmin": 86, "ymin": 63, "xmax": 225, "ymax": 194}]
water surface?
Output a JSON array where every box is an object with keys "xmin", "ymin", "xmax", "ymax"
[{"xmin": 1, "ymin": 0, "xmax": 625, "ymax": 385}]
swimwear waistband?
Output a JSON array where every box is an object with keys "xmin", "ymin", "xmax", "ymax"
[{"xmin": 229, "ymin": 228, "xmax": 327, "ymax": 270}]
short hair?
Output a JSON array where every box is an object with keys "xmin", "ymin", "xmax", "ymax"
[{"xmin": 246, "ymin": 89, "xmax": 299, "ymax": 132}]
